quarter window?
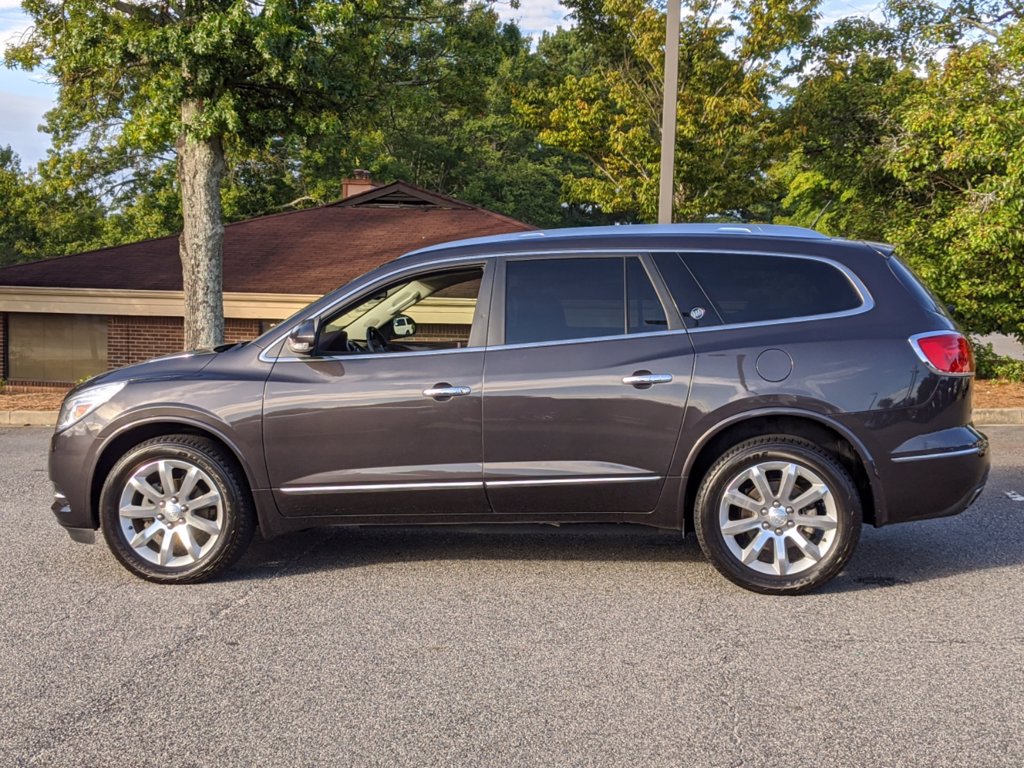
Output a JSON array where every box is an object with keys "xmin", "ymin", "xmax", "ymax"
[
  {"xmin": 658, "ymin": 252, "xmax": 863, "ymax": 326},
  {"xmin": 651, "ymin": 253, "xmax": 722, "ymax": 328}
]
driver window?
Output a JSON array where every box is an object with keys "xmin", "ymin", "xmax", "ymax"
[{"xmin": 316, "ymin": 268, "xmax": 484, "ymax": 355}]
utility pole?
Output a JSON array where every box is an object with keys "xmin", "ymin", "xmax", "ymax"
[{"xmin": 658, "ymin": 0, "xmax": 681, "ymax": 224}]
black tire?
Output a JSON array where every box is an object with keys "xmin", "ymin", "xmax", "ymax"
[
  {"xmin": 99, "ymin": 434, "xmax": 256, "ymax": 584},
  {"xmin": 694, "ymin": 435, "xmax": 862, "ymax": 595}
]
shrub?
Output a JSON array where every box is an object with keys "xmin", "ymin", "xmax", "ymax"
[{"xmin": 972, "ymin": 339, "xmax": 1024, "ymax": 382}]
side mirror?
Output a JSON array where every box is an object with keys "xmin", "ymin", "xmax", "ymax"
[
  {"xmin": 392, "ymin": 314, "xmax": 417, "ymax": 337},
  {"xmin": 287, "ymin": 319, "xmax": 317, "ymax": 355}
]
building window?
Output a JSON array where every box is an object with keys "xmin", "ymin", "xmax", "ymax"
[{"xmin": 7, "ymin": 313, "xmax": 108, "ymax": 383}]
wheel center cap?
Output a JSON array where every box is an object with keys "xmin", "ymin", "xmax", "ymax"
[
  {"xmin": 767, "ymin": 505, "xmax": 788, "ymax": 528},
  {"xmin": 164, "ymin": 501, "xmax": 183, "ymax": 522}
]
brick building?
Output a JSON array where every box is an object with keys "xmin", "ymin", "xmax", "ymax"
[{"xmin": 0, "ymin": 181, "xmax": 532, "ymax": 387}]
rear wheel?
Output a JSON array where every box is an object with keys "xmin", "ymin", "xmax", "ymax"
[
  {"xmin": 99, "ymin": 435, "xmax": 256, "ymax": 583},
  {"xmin": 694, "ymin": 435, "xmax": 862, "ymax": 594}
]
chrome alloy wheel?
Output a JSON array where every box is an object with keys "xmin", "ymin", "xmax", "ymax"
[
  {"xmin": 718, "ymin": 461, "xmax": 839, "ymax": 577},
  {"xmin": 117, "ymin": 459, "xmax": 224, "ymax": 568}
]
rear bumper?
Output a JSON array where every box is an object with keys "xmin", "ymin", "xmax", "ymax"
[{"xmin": 876, "ymin": 426, "xmax": 990, "ymax": 525}]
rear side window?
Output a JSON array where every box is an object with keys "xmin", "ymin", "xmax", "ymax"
[
  {"xmin": 504, "ymin": 256, "xmax": 668, "ymax": 344},
  {"xmin": 681, "ymin": 252, "xmax": 863, "ymax": 325}
]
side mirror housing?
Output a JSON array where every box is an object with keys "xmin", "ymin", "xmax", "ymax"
[{"xmin": 287, "ymin": 319, "xmax": 317, "ymax": 355}]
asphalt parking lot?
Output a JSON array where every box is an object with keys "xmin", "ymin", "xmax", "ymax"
[{"xmin": 1, "ymin": 426, "xmax": 1022, "ymax": 767}]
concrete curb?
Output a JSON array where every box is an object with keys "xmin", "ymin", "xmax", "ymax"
[
  {"xmin": 973, "ymin": 408, "xmax": 1024, "ymax": 426},
  {"xmin": 1, "ymin": 408, "xmax": 1022, "ymax": 429},
  {"xmin": 1, "ymin": 410, "xmax": 59, "ymax": 427}
]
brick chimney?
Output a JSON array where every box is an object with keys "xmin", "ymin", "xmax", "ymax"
[{"xmin": 342, "ymin": 169, "xmax": 375, "ymax": 199}]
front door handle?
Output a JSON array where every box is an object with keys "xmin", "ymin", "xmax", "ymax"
[
  {"xmin": 622, "ymin": 372, "xmax": 673, "ymax": 388},
  {"xmin": 423, "ymin": 383, "xmax": 472, "ymax": 401}
]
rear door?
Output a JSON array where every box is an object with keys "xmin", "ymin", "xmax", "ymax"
[{"xmin": 481, "ymin": 254, "xmax": 694, "ymax": 515}]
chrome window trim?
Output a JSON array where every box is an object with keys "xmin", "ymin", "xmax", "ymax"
[
  {"xmin": 891, "ymin": 446, "xmax": 984, "ymax": 463},
  {"xmin": 908, "ymin": 330, "xmax": 976, "ymax": 378},
  {"xmin": 260, "ymin": 247, "xmax": 874, "ymax": 363}
]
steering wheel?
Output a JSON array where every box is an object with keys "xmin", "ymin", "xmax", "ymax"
[{"xmin": 366, "ymin": 326, "xmax": 389, "ymax": 354}]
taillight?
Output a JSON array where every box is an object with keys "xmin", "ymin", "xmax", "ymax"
[{"xmin": 910, "ymin": 332, "xmax": 974, "ymax": 375}]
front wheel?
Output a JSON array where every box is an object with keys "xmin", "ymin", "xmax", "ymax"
[
  {"xmin": 694, "ymin": 435, "xmax": 862, "ymax": 595},
  {"xmin": 99, "ymin": 435, "xmax": 256, "ymax": 583}
]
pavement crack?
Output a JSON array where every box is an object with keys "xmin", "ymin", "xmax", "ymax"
[{"xmin": 24, "ymin": 530, "xmax": 337, "ymax": 766}]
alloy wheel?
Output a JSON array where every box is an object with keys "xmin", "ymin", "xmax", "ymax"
[
  {"xmin": 717, "ymin": 460, "xmax": 839, "ymax": 577},
  {"xmin": 117, "ymin": 458, "xmax": 224, "ymax": 568}
]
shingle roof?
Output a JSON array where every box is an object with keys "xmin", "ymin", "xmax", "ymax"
[{"xmin": 0, "ymin": 182, "xmax": 533, "ymax": 295}]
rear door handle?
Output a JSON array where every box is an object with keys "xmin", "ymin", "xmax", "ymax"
[
  {"xmin": 423, "ymin": 383, "xmax": 472, "ymax": 400},
  {"xmin": 622, "ymin": 372, "xmax": 673, "ymax": 388}
]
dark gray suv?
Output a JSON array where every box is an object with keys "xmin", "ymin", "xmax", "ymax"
[{"xmin": 48, "ymin": 224, "xmax": 990, "ymax": 593}]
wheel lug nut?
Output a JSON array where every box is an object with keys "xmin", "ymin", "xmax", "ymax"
[
  {"xmin": 760, "ymin": 509, "xmax": 766, "ymax": 515},
  {"xmin": 787, "ymin": 520, "xmax": 794, "ymax": 527},
  {"xmin": 761, "ymin": 522, "xmax": 769, "ymax": 529},
  {"xmin": 786, "ymin": 507, "xmax": 793, "ymax": 514},
  {"xmin": 775, "ymin": 528, "xmax": 782, "ymax": 535},
  {"xmin": 157, "ymin": 514, "xmax": 164, "ymax": 520}
]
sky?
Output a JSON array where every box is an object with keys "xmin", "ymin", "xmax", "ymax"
[{"xmin": 0, "ymin": 0, "xmax": 881, "ymax": 170}]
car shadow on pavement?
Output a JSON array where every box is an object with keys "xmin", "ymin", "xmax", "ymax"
[
  {"xmin": 224, "ymin": 497, "xmax": 1024, "ymax": 592},
  {"xmin": 231, "ymin": 524, "xmax": 707, "ymax": 583},
  {"xmin": 825, "ymin": 504, "xmax": 1024, "ymax": 593}
]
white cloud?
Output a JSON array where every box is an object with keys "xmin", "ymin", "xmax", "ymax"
[
  {"xmin": 494, "ymin": 0, "xmax": 570, "ymax": 37},
  {"xmin": 817, "ymin": 0, "xmax": 886, "ymax": 28}
]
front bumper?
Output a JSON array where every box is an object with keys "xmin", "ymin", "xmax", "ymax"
[
  {"xmin": 49, "ymin": 419, "xmax": 102, "ymax": 537},
  {"xmin": 51, "ymin": 491, "xmax": 96, "ymax": 543}
]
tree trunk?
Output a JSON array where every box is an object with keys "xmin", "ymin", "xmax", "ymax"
[{"xmin": 176, "ymin": 99, "xmax": 226, "ymax": 350}]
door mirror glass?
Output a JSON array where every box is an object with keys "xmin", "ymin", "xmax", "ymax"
[
  {"xmin": 287, "ymin": 319, "xmax": 317, "ymax": 355},
  {"xmin": 390, "ymin": 314, "xmax": 417, "ymax": 337}
]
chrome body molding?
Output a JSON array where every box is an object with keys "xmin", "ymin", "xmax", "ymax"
[
  {"xmin": 890, "ymin": 446, "xmax": 985, "ymax": 463},
  {"xmin": 281, "ymin": 481, "xmax": 484, "ymax": 494},
  {"xmin": 485, "ymin": 476, "xmax": 661, "ymax": 488},
  {"xmin": 280, "ymin": 475, "xmax": 663, "ymax": 494}
]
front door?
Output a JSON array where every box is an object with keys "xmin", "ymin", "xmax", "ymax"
[
  {"xmin": 482, "ymin": 254, "xmax": 693, "ymax": 515},
  {"xmin": 263, "ymin": 264, "xmax": 491, "ymax": 518}
]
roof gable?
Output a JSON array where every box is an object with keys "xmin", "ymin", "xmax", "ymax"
[{"xmin": 332, "ymin": 181, "xmax": 475, "ymax": 210}]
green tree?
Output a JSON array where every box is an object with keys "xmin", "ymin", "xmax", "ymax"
[
  {"xmin": 771, "ymin": 17, "xmax": 919, "ymax": 239},
  {"xmin": 5, "ymin": 0, "xmax": 454, "ymax": 347},
  {"xmin": 520, "ymin": 0, "xmax": 817, "ymax": 222},
  {"xmin": 0, "ymin": 145, "xmax": 106, "ymax": 265},
  {"xmin": 885, "ymin": 11, "xmax": 1024, "ymax": 341}
]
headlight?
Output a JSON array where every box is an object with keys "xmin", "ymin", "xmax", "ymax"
[{"xmin": 56, "ymin": 382, "xmax": 126, "ymax": 432}]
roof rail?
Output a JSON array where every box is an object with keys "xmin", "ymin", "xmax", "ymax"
[{"xmin": 402, "ymin": 222, "xmax": 831, "ymax": 258}]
